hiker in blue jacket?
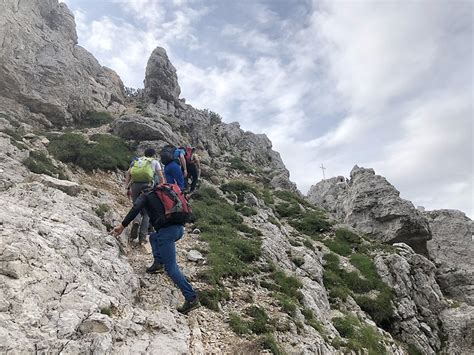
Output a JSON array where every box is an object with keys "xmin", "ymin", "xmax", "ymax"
[{"xmin": 160, "ymin": 145, "xmax": 186, "ymax": 191}]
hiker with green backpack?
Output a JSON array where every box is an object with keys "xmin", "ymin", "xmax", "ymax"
[{"xmin": 124, "ymin": 148, "xmax": 165, "ymax": 243}]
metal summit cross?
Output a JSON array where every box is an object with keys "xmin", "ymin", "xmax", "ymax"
[{"xmin": 320, "ymin": 164, "xmax": 326, "ymax": 180}]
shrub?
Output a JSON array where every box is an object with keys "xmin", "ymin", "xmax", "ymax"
[
  {"xmin": 48, "ymin": 133, "xmax": 133, "ymax": 171},
  {"xmin": 303, "ymin": 238, "xmax": 315, "ymax": 251},
  {"xmin": 322, "ymin": 228, "xmax": 361, "ymax": 256},
  {"xmin": 237, "ymin": 223, "xmax": 263, "ymax": 237},
  {"xmin": 267, "ymin": 216, "xmax": 280, "ymax": 227},
  {"xmin": 77, "ymin": 111, "xmax": 113, "ymax": 128},
  {"xmin": 272, "ymin": 270, "xmax": 303, "ymax": 300},
  {"xmin": 274, "ymin": 293, "xmax": 297, "ymax": 315},
  {"xmin": 302, "ymin": 308, "xmax": 325, "ymax": 333},
  {"xmin": 323, "ymin": 239, "xmax": 352, "ymax": 256},
  {"xmin": 229, "ymin": 313, "xmax": 250, "ymax": 335},
  {"xmin": 355, "ymin": 287, "xmax": 394, "ymax": 329},
  {"xmin": 23, "ymin": 151, "xmax": 68, "ymax": 180},
  {"xmin": 100, "ymin": 307, "xmax": 113, "ymax": 317}
]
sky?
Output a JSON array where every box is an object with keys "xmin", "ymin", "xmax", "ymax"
[{"xmin": 62, "ymin": 0, "xmax": 473, "ymax": 218}]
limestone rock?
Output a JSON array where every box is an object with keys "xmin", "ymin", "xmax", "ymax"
[
  {"xmin": 374, "ymin": 243, "xmax": 447, "ymax": 354},
  {"xmin": 440, "ymin": 303, "xmax": 474, "ymax": 354},
  {"xmin": 424, "ymin": 209, "xmax": 474, "ymax": 305},
  {"xmin": 187, "ymin": 250, "xmax": 204, "ymax": 262},
  {"xmin": 29, "ymin": 173, "xmax": 81, "ymax": 196},
  {"xmin": 111, "ymin": 114, "xmax": 181, "ymax": 144},
  {"xmin": 307, "ymin": 166, "xmax": 431, "ymax": 255},
  {"xmin": 144, "ymin": 47, "xmax": 181, "ymax": 103},
  {"xmin": 0, "ymin": 0, "xmax": 125, "ymax": 126}
]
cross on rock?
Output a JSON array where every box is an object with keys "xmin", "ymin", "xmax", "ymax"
[{"xmin": 320, "ymin": 164, "xmax": 326, "ymax": 180}]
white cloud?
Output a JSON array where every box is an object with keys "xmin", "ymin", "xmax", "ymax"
[{"xmin": 68, "ymin": 0, "xmax": 473, "ymax": 217}]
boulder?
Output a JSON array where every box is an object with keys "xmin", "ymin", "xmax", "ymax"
[
  {"xmin": 111, "ymin": 114, "xmax": 181, "ymax": 144},
  {"xmin": 29, "ymin": 174, "xmax": 81, "ymax": 196},
  {"xmin": 307, "ymin": 166, "xmax": 431, "ymax": 255}
]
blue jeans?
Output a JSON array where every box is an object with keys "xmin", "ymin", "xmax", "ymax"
[{"xmin": 149, "ymin": 225, "xmax": 196, "ymax": 301}]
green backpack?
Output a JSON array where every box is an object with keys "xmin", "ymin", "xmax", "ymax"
[{"xmin": 130, "ymin": 157, "xmax": 154, "ymax": 183}]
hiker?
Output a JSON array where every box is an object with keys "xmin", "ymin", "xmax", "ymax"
[
  {"xmin": 124, "ymin": 148, "xmax": 165, "ymax": 243},
  {"xmin": 160, "ymin": 145, "xmax": 186, "ymax": 191},
  {"xmin": 180, "ymin": 146, "xmax": 200, "ymax": 193},
  {"xmin": 110, "ymin": 184, "xmax": 201, "ymax": 314}
]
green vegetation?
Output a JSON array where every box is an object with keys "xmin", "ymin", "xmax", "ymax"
[
  {"xmin": 229, "ymin": 156, "xmax": 254, "ymax": 173},
  {"xmin": 48, "ymin": 133, "xmax": 133, "ymax": 171},
  {"xmin": 322, "ymin": 250, "xmax": 394, "ymax": 328},
  {"xmin": 1, "ymin": 127, "xmax": 23, "ymax": 141},
  {"xmin": 275, "ymin": 202, "xmax": 301, "ymax": 218},
  {"xmin": 100, "ymin": 307, "xmax": 113, "ymax": 317},
  {"xmin": 94, "ymin": 203, "xmax": 110, "ymax": 219},
  {"xmin": 269, "ymin": 270, "xmax": 304, "ymax": 315},
  {"xmin": 191, "ymin": 187, "xmax": 262, "ymax": 309},
  {"xmin": 273, "ymin": 190, "xmax": 312, "ymax": 208},
  {"xmin": 77, "ymin": 111, "xmax": 113, "ymax": 128},
  {"xmin": 23, "ymin": 151, "xmax": 68, "ymax": 180},
  {"xmin": 323, "ymin": 228, "xmax": 361, "ymax": 256},
  {"xmin": 302, "ymin": 238, "xmax": 315, "ymax": 251},
  {"xmin": 246, "ymin": 306, "xmax": 271, "ymax": 334},
  {"xmin": 199, "ymin": 287, "xmax": 230, "ymax": 311},
  {"xmin": 301, "ymin": 308, "xmax": 325, "ymax": 333},
  {"xmin": 289, "ymin": 211, "xmax": 332, "ymax": 235},
  {"xmin": 406, "ymin": 343, "xmax": 423, "ymax": 355},
  {"xmin": 267, "ymin": 216, "xmax": 280, "ymax": 227},
  {"xmin": 332, "ymin": 314, "xmax": 386, "ymax": 355},
  {"xmin": 260, "ymin": 333, "xmax": 285, "ymax": 355},
  {"xmin": 235, "ymin": 204, "xmax": 258, "ymax": 216},
  {"xmin": 221, "ymin": 180, "xmax": 260, "ymax": 202},
  {"xmin": 262, "ymin": 188, "xmax": 274, "ymax": 206},
  {"xmin": 291, "ymin": 256, "xmax": 305, "ymax": 267},
  {"xmin": 229, "ymin": 313, "xmax": 250, "ymax": 335}
]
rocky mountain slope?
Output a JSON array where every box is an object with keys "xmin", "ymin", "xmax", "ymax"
[{"xmin": 1, "ymin": 1, "xmax": 472, "ymax": 354}]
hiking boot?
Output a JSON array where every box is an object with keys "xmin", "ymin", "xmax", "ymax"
[
  {"xmin": 130, "ymin": 223, "xmax": 139, "ymax": 241},
  {"xmin": 138, "ymin": 233, "xmax": 148, "ymax": 244},
  {"xmin": 177, "ymin": 297, "xmax": 201, "ymax": 314},
  {"xmin": 146, "ymin": 262, "xmax": 164, "ymax": 274}
]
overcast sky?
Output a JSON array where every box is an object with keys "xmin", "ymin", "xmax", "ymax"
[{"xmin": 62, "ymin": 0, "xmax": 473, "ymax": 218}]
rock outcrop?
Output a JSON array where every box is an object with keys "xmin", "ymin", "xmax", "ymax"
[
  {"xmin": 307, "ymin": 166, "xmax": 431, "ymax": 255},
  {"xmin": 424, "ymin": 209, "xmax": 474, "ymax": 305},
  {"xmin": 144, "ymin": 47, "xmax": 181, "ymax": 103},
  {"xmin": 375, "ymin": 243, "xmax": 446, "ymax": 354},
  {"xmin": 0, "ymin": 0, "xmax": 125, "ymax": 127}
]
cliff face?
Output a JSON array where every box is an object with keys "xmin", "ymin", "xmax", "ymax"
[
  {"xmin": 1, "ymin": 1, "xmax": 473, "ymax": 354},
  {"xmin": 0, "ymin": 0, "xmax": 125, "ymax": 126}
]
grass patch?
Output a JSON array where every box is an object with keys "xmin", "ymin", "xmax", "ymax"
[
  {"xmin": 94, "ymin": 203, "xmax": 110, "ymax": 219},
  {"xmin": 302, "ymin": 308, "xmax": 325, "ymax": 333},
  {"xmin": 1, "ymin": 127, "xmax": 23, "ymax": 141},
  {"xmin": 289, "ymin": 210, "xmax": 331, "ymax": 235},
  {"xmin": 235, "ymin": 204, "xmax": 258, "ymax": 216},
  {"xmin": 323, "ymin": 252, "xmax": 394, "ymax": 327},
  {"xmin": 48, "ymin": 133, "xmax": 133, "ymax": 171},
  {"xmin": 260, "ymin": 333, "xmax": 285, "ymax": 355},
  {"xmin": 221, "ymin": 180, "xmax": 260, "ymax": 202},
  {"xmin": 77, "ymin": 111, "xmax": 113, "ymax": 128},
  {"xmin": 275, "ymin": 202, "xmax": 301, "ymax": 218},
  {"xmin": 229, "ymin": 312, "xmax": 250, "ymax": 335},
  {"xmin": 322, "ymin": 228, "xmax": 361, "ymax": 256},
  {"xmin": 199, "ymin": 287, "xmax": 230, "ymax": 311},
  {"xmin": 192, "ymin": 186, "xmax": 262, "ymax": 309},
  {"xmin": 245, "ymin": 306, "xmax": 271, "ymax": 334},
  {"xmin": 267, "ymin": 216, "xmax": 280, "ymax": 227},
  {"xmin": 262, "ymin": 188, "xmax": 274, "ymax": 205},
  {"xmin": 303, "ymin": 238, "xmax": 315, "ymax": 251},
  {"xmin": 229, "ymin": 156, "xmax": 254, "ymax": 173},
  {"xmin": 332, "ymin": 314, "xmax": 387, "ymax": 355},
  {"xmin": 23, "ymin": 151, "xmax": 68, "ymax": 180}
]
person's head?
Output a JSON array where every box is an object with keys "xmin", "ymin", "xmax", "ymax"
[{"xmin": 144, "ymin": 148, "xmax": 156, "ymax": 157}]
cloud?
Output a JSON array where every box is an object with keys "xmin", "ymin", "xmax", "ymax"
[{"xmin": 67, "ymin": 0, "xmax": 473, "ymax": 217}]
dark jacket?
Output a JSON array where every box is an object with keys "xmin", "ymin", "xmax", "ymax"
[{"xmin": 122, "ymin": 190, "xmax": 173, "ymax": 230}]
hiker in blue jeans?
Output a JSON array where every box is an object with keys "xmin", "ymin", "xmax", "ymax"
[{"xmin": 111, "ymin": 188, "xmax": 200, "ymax": 314}]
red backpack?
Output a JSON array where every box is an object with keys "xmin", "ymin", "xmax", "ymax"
[
  {"xmin": 180, "ymin": 146, "xmax": 195, "ymax": 165},
  {"xmin": 154, "ymin": 183, "xmax": 192, "ymax": 224}
]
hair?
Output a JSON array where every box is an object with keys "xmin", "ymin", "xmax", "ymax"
[{"xmin": 144, "ymin": 148, "xmax": 156, "ymax": 157}]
